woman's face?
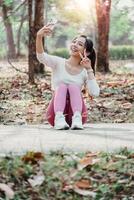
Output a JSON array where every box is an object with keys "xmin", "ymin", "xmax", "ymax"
[{"xmin": 69, "ymin": 36, "xmax": 86, "ymax": 57}]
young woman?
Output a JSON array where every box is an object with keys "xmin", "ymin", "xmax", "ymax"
[{"xmin": 36, "ymin": 23, "xmax": 100, "ymax": 130}]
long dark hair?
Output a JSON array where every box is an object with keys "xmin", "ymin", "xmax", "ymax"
[{"xmin": 80, "ymin": 35, "xmax": 96, "ymax": 75}]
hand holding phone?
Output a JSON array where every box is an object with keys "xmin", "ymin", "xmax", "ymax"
[
  {"xmin": 37, "ymin": 19, "xmax": 57, "ymax": 37},
  {"xmin": 46, "ymin": 19, "xmax": 58, "ymax": 30}
]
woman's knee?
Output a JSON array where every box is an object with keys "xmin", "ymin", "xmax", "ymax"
[
  {"xmin": 59, "ymin": 83, "xmax": 68, "ymax": 89},
  {"xmin": 55, "ymin": 83, "xmax": 68, "ymax": 93},
  {"xmin": 68, "ymin": 84, "xmax": 80, "ymax": 90}
]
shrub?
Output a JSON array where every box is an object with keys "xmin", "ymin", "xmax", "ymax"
[
  {"xmin": 51, "ymin": 48, "xmax": 69, "ymax": 59},
  {"xmin": 109, "ymin": 45, "xmax": 134, "ymax": 60},
  {"xmin": 51, "ymin": 46, "xmax": 134, "ymax": 60}
]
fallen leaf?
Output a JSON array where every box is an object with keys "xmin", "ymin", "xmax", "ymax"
[
  {"xmin": 74, "ymin": 179, "xmax": 92, "ymax": 189},
  {"xmin": 73, "ymin": 187, "xmax": 96, "ymax": 197},
  {"xmin": 101, "ymin": 93, "xmax": 113, "ymax": 97},
  {"xmin": 128, "ymin": 153, "xmax": 134, "ymax": 159},
  {"xmin": 107, "ymin": 81, "xmax": 125, "ymax": 87},
  {"xmin": 22, "ymin": 151, "xmax": 45, "ymax": 164},
  {"xmin": 70, "ymin": 169, "xmax": 78, "ymax": 178},
  {"xmin": 114, "ymin": 155, "xmax": 127, "ymax": 159},
  {"xmin": 114, "ymin": 119, "xmax": 125, "ymax": 123},
  {"xmin": 103, "ymin": 101, "xmax": 116, "ymax": 108},
  {"xmin": 78, "ymin": 157, "xmax": 93, "ymax": 170},
  {"xmin": 62, "ymin": 183, "xmax": 73, "ymax": 191},
  {"xmin": 92, "ymin": 158, "xmax": 101, "ymax": 164},
  {"xmin": 85, "ymin": 152, "xmax": 99, "ymax": 158},
  {"xmin": 118, "ymin": 179, "xmax": 129, "ymax": 184},
  {"xmin": 121, "ymin": 102, "xmax": 132, "ymax": 109},
  {"xmin": 0, "ymin": 183, "xmax": 14, "ymax": 199},
  {"xmin": 28, "ymin": 171, "xmax": 45, "ymax": 187},
  {"xmin": 78, "ymin": 156, "xmax": 100, "ymax": 170}
]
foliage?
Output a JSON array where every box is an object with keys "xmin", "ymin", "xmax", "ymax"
[
  {"xmin": 0, "ymin": 0, "xmax": 134, "ymax": 58},
  {"xmin": 0, "ymin": 148, "xmax": 134, "ymax": 199},
  {"xmin": 0, "ymin": 0, "xmax": 28, "ymax": 58},
  {"xmin": 2, "ymin": 0, "xmax": 13, "ymax": 7},
  {"xmin": 60, "ymin": 9, "xmax": 86, "ymax": 24},
  {"xmin": 110, "ymin": 10, "xmax": 131, "ymax": 43},
  {"xmin": 109, "ymin": 46, "xmax": 134, "ymax": 60},
  {"xmin": 0, "ymin": 23, "xmax": 7, "ymax": 58},
  {"xmin": 45, "ymin": 0, "xmax": 91, "ymax": 52},
  {"xmin": 47, "ymin": 0, "xmax": 69, "ymax": 10},
  {"xmin": 47, "ymin": 0, "xmax": 87, "ymax": 23},
  {"xmin": 110, "ymin": 0, "xmax": 134, "ymax": 45}
]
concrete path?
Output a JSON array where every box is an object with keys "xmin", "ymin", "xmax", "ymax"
[{"xmin": 0, "ymin": 124, "xmax": 134, "ymax": 155}]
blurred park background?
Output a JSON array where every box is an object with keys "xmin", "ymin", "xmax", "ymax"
[
  {"xmin": 0, "ymin": 0, "xmax": 134, "ymax": 124},
  {"xmin": 0, "ymin": 0, "xmax": 134, "ymax": 60},
  {"xmin": 0, "ymin": 2, "xmax": 134, "ymax": 199}
]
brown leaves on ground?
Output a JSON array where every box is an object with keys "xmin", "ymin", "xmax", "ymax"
[
  {"xmin": 62, "ymin": 151, "xmax": 100, "ymax": 197},
  {"xmin": 22, "ymin": 151, "xmax": 45, "ymax": 164},
  {"xmin": 74, "ymin": 179, "xmax": 92, "ymax": 189},
  {"xmin": 0, "ymin": 59, "xmax": 134, "ymax": 124},
  {"xmin": 86, "ymin": 71, "xmax": 134, "ymax": 123},
  {"xmin": 78, "ymin": 152, "xmax": 100, "ymax": 170},
  {"xmin": 0, "ymin": 148, "xmax": 134, "ymax": 199}
]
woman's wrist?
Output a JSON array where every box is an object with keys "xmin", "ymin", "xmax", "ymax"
[
  {"xmin": 86, "ymin": 69, "xmax": 95, "ymax": 80},
  {"xmin": 87, "ymin": 69, "xmax": 93, "ymax": 73},
  {"xmin": 36, "ymin": 30, "xmax": 46, "ymax": 38},
  {"xmin": 37, "ymin": 34, "xmax": 44, "ymax": 39}
]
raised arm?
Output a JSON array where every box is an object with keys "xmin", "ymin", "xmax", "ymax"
[
  {"xmin": 36, "ymin": 24, "xmax": 53, "ymax": 54},
  {"xmin": 36, "ymin": 23, "xmax": 60, "ymax": 69}
]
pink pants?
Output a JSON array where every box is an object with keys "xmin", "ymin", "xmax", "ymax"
[{"xmin": 46, "ymin": 83, "xmax": 88, "ymax": 127}]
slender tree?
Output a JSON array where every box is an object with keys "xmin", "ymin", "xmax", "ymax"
[
  {"xmin": 34, "ymin": 0, "xmax": 44, "ymax": 73},
  {"xmin": 16, "ymin": 2, "xmax": 27, "ymax": 56},
  {"xmin": 1, "ymin": 0, "xmax": 16, "ymax": 59},
  {"xmin": 28, "ymin": 0, "xmax": 44, "ymax": 84},
  {"xmin": 96, "ymin": 0, "xmax": 111, "ymax": 73},
  {"xmin": 28, "ymin": 0, "xmax": 34, "ymax": 83}
]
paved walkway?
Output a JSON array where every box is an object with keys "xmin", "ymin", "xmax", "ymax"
[{"xmin": 0, "ymin": 124, "xmax": 134, "ymax": 155}]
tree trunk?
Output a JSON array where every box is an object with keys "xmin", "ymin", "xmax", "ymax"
[
  {"xmin": 95, "ymin": 0, "xmax": 111, "ymax": 73},
  {"xmin": 17, "ymin": 5, "xmax": 27, "ymax": 57},
  {"xmin": 34, "ymin": 0, "xmax": 45, "ymax": 73},
  {"xmin": 28, "ymin": 0, "xmax": 35, "ymax": 84},
  {"xmin": 2, "ymin": 2, "xmax": 16, "ymax": 59},
  {"xmin": 28, "ymin": 0, "xmax": 44, "ymax": 84}
]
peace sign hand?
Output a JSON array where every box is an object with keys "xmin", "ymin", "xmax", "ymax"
[{"xmin": 79, "ymin": 49, "xmax": 92, "ymax": 70}]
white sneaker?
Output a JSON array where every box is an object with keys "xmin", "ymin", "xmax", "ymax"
[
  {"xmin": 54, "ymin": 112, "xmax": 69, "ymax": 130},
  {"xmin": 71, "ymin": 111, "xmax": 83, "ymax": 130}
]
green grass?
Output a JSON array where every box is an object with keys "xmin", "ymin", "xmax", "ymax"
[{"xmin": 0, "ymin": 148, "xmax": 134, "ymax": 200}]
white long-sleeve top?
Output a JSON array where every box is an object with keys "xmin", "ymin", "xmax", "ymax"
[{"xmin": 37, "ymin": 52, "xmax": 100, "ymax": 97}]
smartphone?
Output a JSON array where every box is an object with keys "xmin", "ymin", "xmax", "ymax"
[{"xmin": 47, "ymin": 19, "xmax": 58, "ymax": 30}]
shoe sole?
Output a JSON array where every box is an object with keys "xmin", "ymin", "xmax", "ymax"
[
  {"xmin": 55, "ymin": 125, "xmax": 70, "ymax": 130},
  {"xmin": 71, "ymin": 125, "xmax": 83, "ymax": 130}
]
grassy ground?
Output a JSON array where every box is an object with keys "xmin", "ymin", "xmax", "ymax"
[
  {"xmin": 0, "ymin": 148, "xmax": 134, "ymax": 199},
  {"xmin": 0, "ymin": 59, "xmax": 134, "ymax": 125},
  {"xmin": 0, "ymin": 59, "xmax": 134, "ymax": 199}
]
